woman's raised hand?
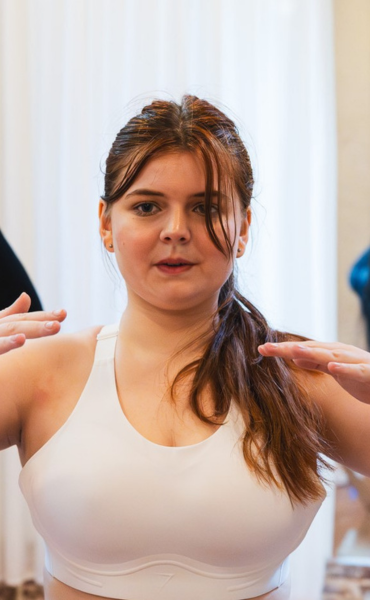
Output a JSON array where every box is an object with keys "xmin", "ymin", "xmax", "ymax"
[
  {"xmin": 258, "ymin": 340, "xmax": 370, "ymax": 404},
  {"xmin": 0, "ymin": 293, "xmax": 66, "ymax": 355}
]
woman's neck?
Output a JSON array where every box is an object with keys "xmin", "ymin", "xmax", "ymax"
[{"xmin": 119, "ymin": 297, "xmax": 217, "ymax": 360}]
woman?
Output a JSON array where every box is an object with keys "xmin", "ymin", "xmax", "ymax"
[{"xmin": 0, "ymin": 96, "xmax": 369, "ymax": 600}]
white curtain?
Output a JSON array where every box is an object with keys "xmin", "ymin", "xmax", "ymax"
[{"xmin": 0, "ymin": 0, "xmax": 337, "ymax": 597}]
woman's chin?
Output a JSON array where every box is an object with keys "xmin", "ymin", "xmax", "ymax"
[{"xmin": 129, "ymin": 290, "xmax": 219, "ymax": 315}]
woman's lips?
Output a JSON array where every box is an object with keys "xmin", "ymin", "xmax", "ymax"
[{"xmin": 155, "ymin": 263, "xmax": 194, "ymax": 274}]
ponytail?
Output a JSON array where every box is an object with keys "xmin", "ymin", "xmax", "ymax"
[{"xmin": 173, "ymin": 275, "xmax": 331, "ymax": 504}]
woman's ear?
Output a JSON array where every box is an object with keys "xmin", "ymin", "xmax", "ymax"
[
  {"xmin": 236, "ymin": 207, "xmax": 252, "ymax": 258},
  {"xmin": 98, "ymin": 200, "xmax": 114, "ymax": 252}
]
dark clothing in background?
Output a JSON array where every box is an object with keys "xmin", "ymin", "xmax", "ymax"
[{"xmin": 0, "ymin": 230, "xmax": 43, "ymax": 311}]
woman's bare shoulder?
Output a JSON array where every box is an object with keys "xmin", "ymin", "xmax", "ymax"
[
  {"xmin": 17, "ymin": 326, "xmax": 106, "ymax": 462},
  {"xmin": 0, "ymin": 324, "xmax": 104, "ymax": 451},
  {"xmin": 0, "ymin": 325, "xmax": 104, "ymax": 406},
  {"xmin": 27, "ymin": 324, "xmax": 102, "ymax": 357}
]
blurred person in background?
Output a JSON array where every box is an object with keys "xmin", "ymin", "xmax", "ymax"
[{"xmin": 0, "ymin": 229, "xmax": 42, "ymax": 311}]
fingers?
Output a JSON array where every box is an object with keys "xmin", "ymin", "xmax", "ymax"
[
  {"xmin": 327, "ymin": 361, "xmax": 370, "ymax": 382},
  {"xmin": 258, "ymin": 342, "xmax": 323, "ymax": 360},
  {"xmin": 0, "ymin": 295, "xmax": 67, "ymax": 347},
  {"xmin": 0, "ymin": 319, "xmax": 63, "ymax": 339},
  {"xmin": 0, "ymin": 294, "xmax": 67, "ymax": 330},
  {"xmin": 0, "ymin": 334, "xmax": 26, "ymax": 355},
  {"xmin": 258, "ymin": 344, "xmax": 331, "ymax": 373},
  {"xmin": 0, "ymin": 293, "xmax": 31, "ymax": 318},
  {"xmin": 291, "ymin": 358, "xmax": 330, "ymax": 374},
  {"xmin": 258, "ymin": 341, "xmax": 367, "ymax": 365},
  {"xmin": 0, "ymin": 308, "xmax": 67, "ymax": 325},
  {"xmin": 258, "ymin": 341, "xmax": 370, "ymax": 380},
  {"xmin": 258, "ymin": 340, "xmax": 370, "ymax": 402}
]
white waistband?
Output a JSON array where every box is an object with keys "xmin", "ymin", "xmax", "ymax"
[{"xmin": 45, "ymin": 547, "xmax": 290, "ymax": 600}]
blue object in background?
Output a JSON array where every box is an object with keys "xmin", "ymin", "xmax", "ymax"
[
  {"xmin": 350, "ymin": 248, "xmax": 370, "ymax": 296},
  {"xmin": 349, "ymin": 247, "xmax": 370, "ymax": 349}
]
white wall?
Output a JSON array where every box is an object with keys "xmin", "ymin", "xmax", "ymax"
[{"xmin": 335, "ymin": 0, "xmax": 370, "ymax": 349}]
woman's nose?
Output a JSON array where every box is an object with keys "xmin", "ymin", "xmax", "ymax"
[{"xmin": 159, "ymin": 209, "xmax": 191, "ymax": 243}]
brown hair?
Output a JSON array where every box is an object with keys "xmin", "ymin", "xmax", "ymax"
[{"xmin": 102, "ymin": 95, "xmax": 330, "ymax": 504}]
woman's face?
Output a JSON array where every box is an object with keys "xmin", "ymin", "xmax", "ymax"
[{"xmin": 99, "ymin": 152, "xmax": 250, "ymax": 313}]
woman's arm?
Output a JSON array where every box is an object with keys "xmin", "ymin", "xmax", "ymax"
[
  {"xmin": 0, "ymin": 293, "xmax": 66, "ymax": 354},
  {"xmin": 305, "ymin": 370, "xmax": 370, "ymax": 476},
  {"xmin": 0, "ymin": 295, "xmax": 66, "ymax": 449},
  {"xmin": 258, "ymin": 341, "xmax": 370, "ymax": 476}
]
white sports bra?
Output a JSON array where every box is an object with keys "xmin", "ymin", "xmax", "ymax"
[{"xmin": 19, "ymin": 324, "xmax": 324, "ymax": 600}]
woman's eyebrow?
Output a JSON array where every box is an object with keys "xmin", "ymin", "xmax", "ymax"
[
  {"xmin": 125, "ymin": 189, "xmax": 165, "ymax": 198},
  {"xmin": 193, "ymin": 191, "xmax": 230, "ymax": 202},
  {"xmin": 125, "ymin": 189, "xmax": 224, "ymax": 199},
  {"xmin": 192, "ymin": 191, "xmax": 220, "ymax": 198}
]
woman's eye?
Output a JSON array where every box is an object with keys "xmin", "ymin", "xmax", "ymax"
[
  {"xmin": 194, "ymin": 203, "xmax": 218, "ymax": 216},
  {"xmin": 133, "ymin": 202, "xmax": 159, "ymax": 216}
]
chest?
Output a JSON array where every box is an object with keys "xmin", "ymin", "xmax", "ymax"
[
  {"xmin": 23, "ymin": 387, "xmax": 300, "ymax": 568},
  {"xmin": 114, "ymin": 353, "xmax": 222, "ymax": 447},
  {"xmin": 20, "ymin": 350, "xmax": 221, "ymax": 467},
  {"xmin": 21, "ymin": 393, "xmax": 309, "ymax": 571},
  {"xmin": 19, "ymin": 342, "xmax": 322, "ymax": 597}
]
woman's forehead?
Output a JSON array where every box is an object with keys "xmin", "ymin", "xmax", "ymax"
[
  {"xmin": 126, "ymin": 152, "xmax": 206, "ymax": 193},
  {"xmin": 127, "ymin": 150, "xmax": 237, "ymax": 196}
]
